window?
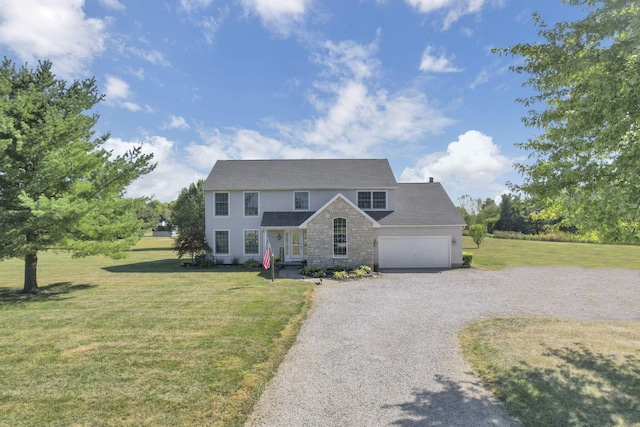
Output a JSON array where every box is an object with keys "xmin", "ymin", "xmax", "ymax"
[
  {"xmin": 294, "ymin": 191, "xmax": 309, "ymax": 210},
  {"xmin": 244, "ymin": 192, "xmax": 259, "ymax": 216},
  {"xmin": 372, "ymin": 191, "xmax": 386, "ymax": 209},
  {"xmin": 215, "ymin": 193, "xmax": 229, "ymax": 216},
  {"xmin": 333, "ymin": 218, "xmax": 347, "ymax": 257},
  {"xmin": 215, "ymin": 230, "xmax": 229, "ymax": 254},
  {"xmin": 357, "ymin": 191, "xmax": 386, "ymax": 210},
  {"xmin": 244, "ymin": 230, "xmax": 259, "ymax": 255}
]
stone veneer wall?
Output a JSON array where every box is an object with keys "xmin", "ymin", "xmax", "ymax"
[{"xmin": 305, "ymin": 197, "xmax": 374, "ymax": 268}]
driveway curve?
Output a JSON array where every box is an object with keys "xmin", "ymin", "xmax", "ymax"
[{"xmin": 247, "ymin": 267, "xmax": 640, "ymax": 427}]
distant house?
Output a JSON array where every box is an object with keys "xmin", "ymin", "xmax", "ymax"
[{"xmin": 203, "ymin": 159, "xmax": 466, "ymax": 269}]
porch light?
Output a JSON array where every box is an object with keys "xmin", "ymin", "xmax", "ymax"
[{"xmin": 277, "ymin": 233, "xmax": 281, "ymax": 241}]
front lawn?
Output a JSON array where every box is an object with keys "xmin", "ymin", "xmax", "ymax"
[
  {"xmin": 0, "ymin": 237, "xmax": 313, "ymax": 426},
  {"xmin": 463, "ymin": 235, "xmax": 640, "ymax": 270}
]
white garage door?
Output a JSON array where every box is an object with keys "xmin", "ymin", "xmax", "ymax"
[{"xmin": 378, "ymin": 236, "xmax": 450, "ymax": 269}]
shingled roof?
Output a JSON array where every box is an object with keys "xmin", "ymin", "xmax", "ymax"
[
  {"xmin": 203, "ymin": 159, "xmax": 398, "ymax": 191},
  {"xmin": 374, "ymin": 183, "xmax": 466, "ymax": 227}
]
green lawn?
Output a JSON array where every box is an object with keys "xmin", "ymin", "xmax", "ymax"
[
  {"xmin": 463, "ymin": 235, "xmax": 640, "ymax": 270},
  {"xmin": 0, "ymin": 237, "xmax": 313, "ymax": 426}
]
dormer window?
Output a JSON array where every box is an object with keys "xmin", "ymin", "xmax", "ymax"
[{"xmin": 357, "ymin": 191, "xmax": 386, "ymax": 210}]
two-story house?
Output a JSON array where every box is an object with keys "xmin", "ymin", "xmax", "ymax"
[{"xmin": 203, "ymin": 159, "xmax": 466, "ymax": 269}]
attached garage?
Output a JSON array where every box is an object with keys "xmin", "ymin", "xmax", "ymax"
[{"xmin": 378, "ymin": 236, "xmax": 451, "ymax": 269}]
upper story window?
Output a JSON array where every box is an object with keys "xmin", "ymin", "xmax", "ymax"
[
  {"xmin": 333, "ymin": 218, "xmax": 347, "ymax": 257},
  {"xmin": 294, "ymin": 191, "xmax": 309, "ymax": 210},
  {"xmin": 357, "ymin": 191, "xmax": 387, "ymax": 210},
  {"xmin": 215, "ymin": 193, "xmax": 229, "ymax": 216},
  {"xmin": 244, "ymin": 192, "xmax": 259, "ymax": 216}
]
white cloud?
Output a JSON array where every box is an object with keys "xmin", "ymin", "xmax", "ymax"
[
  {"xmin": 419, "ymin": 46, "xmax": 462, "ymax": 73},
  {"xmin": 126, "ymin": 47, "xmax": 171, "ymax": 67},
  {"xmin": 179, "ymin": 0, "xmax": 228, "ymax": 45},
  {"xmin": 405, "ymin": 0, "xmax": 489, "ymax": 29},
  {"xmin": 400, "ymin": 130, "xmax": 512, "ymax": 192},
  {"xmin": 188, "ymin": 35, "xmax": 454, "ymax": 166},
  {"xmin": 239, "ymin": 0, "xmax": 311, "ymax": 35},
  {"xmin": 469, "ymin": 69, "xmax": 489, "ymax": 88},
  {"xmin": 179, "ymin": 0, "xmax": 213, "ymax": 13},
  {"xmin": 104, "ymin": 75, "xmax": 142, "ymax": 111},
  {"xmin": 0, "ymin": 0, "xmax": 106, "ymax": 78},
  {"xmin": 105, "ymin": 136, "xmax": 205, "ymax": 202},
  {"xmin": 314, "ymin": 35, "xmax": 381, "ymax": 81},
  {"xmin": 99, "ymin": 0, "xmax": 125, "ymax": 11},
  {"xmin": 122, "ymin": 102, "xmax": 142, "ymax": 112},
  {"xmin": 105, "ymin": 75, "xmax": 131, "ymax": 100},
  {"xmin": 163, "ymin": 115, "xmax": 191, "ymax": 130}
]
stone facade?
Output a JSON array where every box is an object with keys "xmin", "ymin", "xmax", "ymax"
[{"xmin": 305, "ymin": 197, "xmax": 374, "ymax": 268}]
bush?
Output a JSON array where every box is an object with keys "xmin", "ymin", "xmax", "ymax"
[
  {"xmin": 243, "ymin": 259, "xmax": 261, "ymax": 268},
  {"xmin": 354, "ymin": 265, "xmax": 372, "ymax": 276},
  {"xmin": 331, "ymin": 265, "xmax": 373, "ymax": 280},
  {"xmin": 333, "ymin": 270, "xmax": 349, "ymax": 280},
  {"xmin": 300, "ymin": 266, "xmax": 325, "ymax": 278},
  {"xmin": 492, "ymin": 230, "xmax": 600, "ymax": 244},
  {"xmin": 462, "ymin": 252, "xmax": 473, "ymax": 267}
]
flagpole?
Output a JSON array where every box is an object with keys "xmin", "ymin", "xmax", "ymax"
[{"xmin": 270, "ymin": 243, "xmax": 275, "ymax": 282}]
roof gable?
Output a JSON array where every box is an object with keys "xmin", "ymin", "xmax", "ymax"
[
  {"xmin": 203, "ymin": 159, "xmax": 397, "ymax": 191},
  {"xmin": 299, "ymin": 193, "xmax": 380, "ymax": 228}
]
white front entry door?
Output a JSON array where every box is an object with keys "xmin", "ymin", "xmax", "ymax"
[{"xmin": 289, "ymin": 230, "xmax": 304, "ymax": 261}]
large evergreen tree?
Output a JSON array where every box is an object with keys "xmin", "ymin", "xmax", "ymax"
[
  {"xmin": 496, "ymin": 0, "xmax": 640, "ymax": 243},
  {"xmin": 0, "ymin": 59, "xmax": 155, "ymax": 293}
]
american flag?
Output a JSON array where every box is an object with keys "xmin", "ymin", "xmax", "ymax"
[{"xmin": 262, "ymin": 240, "xmax": 272, "ymax": 269}]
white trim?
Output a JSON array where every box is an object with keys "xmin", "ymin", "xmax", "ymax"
[
  {"xmin": 243, "ymin": 229, "xmax": 260, "ymax": 256},
  {"xmin": 214, "ymin": 192, "xmax": 230, "ymax": 217},
  {"xmin": 243, "ymin": 191, "xmax": 260, "ymax": 217},
  {"xmin": 213, "ymin": 229, "xmax": 230, "ymax": 255},
  {"xmin": 299, "ymin": 193, "xmax": 380, "ymax": 228},
  {"xmin": 293, "ymin": 191, "xmax": 310, "ymax": 211}
]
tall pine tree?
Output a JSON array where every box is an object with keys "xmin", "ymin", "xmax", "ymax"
[{"xmin": 0, "ymin": 59, "xmax": 155, "ymax": 293}]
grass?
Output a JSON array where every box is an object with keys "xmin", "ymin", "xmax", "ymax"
[
  {"xmin": 461, "ymin": 237, "xmax": 640, "ymax": 425},
  {"xmin": 0, "ymin": 237, "xmax": 314, "ymax": 426},
  {"xmin": 460, "ymin": 318, "xmax": 640, "ymax": 427},
  {"xmin": 463, "ymin": 235, "xmax": 640, "ymax": 270}
]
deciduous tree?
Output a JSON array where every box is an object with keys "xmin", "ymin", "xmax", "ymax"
[
  {"xmin": 469, "ymin": 224, "xmax": 487, "ymax": 248},
  {"xmin": 496, "ymin": 0, "xmax": 640, "ymax": 243},
  {"xmin": 171, "ymin": 180, "xmax": 210, "ymax": 262},
  {"xmin": 0, "ymin": 59, "xmax": 155, "ymax": 293}
]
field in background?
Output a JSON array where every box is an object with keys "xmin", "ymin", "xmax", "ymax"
[{"xmin": 463, "ymin": 235, "xmax": 640, "ymax": 270}]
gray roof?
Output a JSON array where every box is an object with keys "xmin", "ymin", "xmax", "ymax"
[
  {"xmin": 261, "ymin": 211, "xmax": 315, "ymax": 227},
  {"xmin": 374, "ymin": 183, "xmax": 466, "ymax": 227},
  {"xmin": 203, "ymin": 159, "xmax": 398, "ymax": 191}
]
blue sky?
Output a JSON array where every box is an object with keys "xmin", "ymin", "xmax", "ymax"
[{"xmin": 0, "ymin": 0, "xmax": 584, "ymax": 203}]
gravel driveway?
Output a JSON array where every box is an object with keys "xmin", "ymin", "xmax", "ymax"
[{"xmin": 246, "ymin": 267, "xmax": 640, "ymax": 426}]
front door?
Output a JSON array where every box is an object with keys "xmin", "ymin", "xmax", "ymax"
[{"xmin": 289, "ymin": 230, "xmax": 304, "ymax": 261}]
